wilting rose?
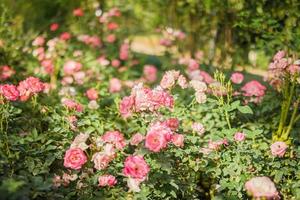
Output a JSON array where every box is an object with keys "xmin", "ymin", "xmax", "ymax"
[
  {"xmin": 245, "ymin": 176, "xmax": 279, "ymax": 199},
  {"xmin": 63, "ymin": 148, "xmax": 87, "ymax": 170},
  {"xmin": 270, "ymin": 141, "xmax": 287, "ymax": 157}
]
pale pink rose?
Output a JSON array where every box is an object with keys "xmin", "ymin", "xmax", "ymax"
[
  {"xmin": 200, "ymin": 71, "xmax": 214, "ymax": 84},
  {"xmin": 270, "ymin": 141, "xmax": 287, "ymax": 157},
  {"xmin": 88, "ymin": 100, "xmax": 99, "ymax": 109},
  {"xmin": 62, "ymin": 173, "xmax": 78, "ymax": 186},
  {"xmin": 145, "ymin": 123, "xmax": 172, "ymax": 152},
  {"xmin": 63, "ymin": 148, "xmax": 87, "ymax": 170},
  {"xmin": 62, "ymin": 99, "xmax": 83, "ymax": 112},
  {"xmin": 63, "ymin": 61, "xmax": 82, "ymax": 75},
  {"xmin": 73, "ymin": 71, "xmax": 86, "ymax": 85},
  {"xmin": 70, "ymin": 133, "xmax": 89, "ymax": 150},
  {"xmin": 127, "ymin": 177, "xmax": 144, "ymax": 192},
  {"xmin": 190, "ymin": 80, "xmax": 207, "ymax": 92},
  {"xmin": 130, "ymin": 133, "xmax": 144, "ymax": 146},
  {"xmin": 106, "ymin": 34, "xmax": 116, "ymax": 43},
  {"xmin": 230, "ymin": 72, "xmax": 244, "ymax": 84},
  {"xmin": 245, "ymin": 177, "xmax": 279, "ymax": 199},
  {"xmin": 32, "ymin": 36, "xmax": 45, "ymax": 46},
  {"xmin": 177, "ymin": 75, "xmax": 188, "ymax": 89},
  {"xmin": 143, "ymin": 65, "xmax": 157, "ymax": 83},
  {"xmin": 111, "ymin": 59, "xmax": 121, "ymax": 68},
  {"xmin": 288, "ymin": 64, "xmax": 300, "ymax": 75},
  {"xmin": 171, "ymin": 134, "xmax": 184, "ymax": 147},
  {"xmin": 103, "ymin": 143, "xmax": 116, "ymax": 158},
  {"xmin": 0, "ymin": 84, "xmax": 19, "ymax": 101},
  {"xmin": 192, "ymin": 122, "xmax": 205, "ymax": 135},
  {"xmin": 273, "ymin": 50, "xmax": 285, "ymax": 61},
  {"xmin": 163, "ymin": 118, "xmax": 179, "ymax": 131},
  {"xmin": 241, "ymin": 80, "xmax": 266, "ymax": 97},
  {"xmin": 160, "ymin": 70, "xmax": 180, "ymax": 89},
  {"xmin": 119, "ymin": 95, "xmax": 134, "ymax": 118},
  {"xmin": 41, "ymin": 59, "xmax": 54, "ymax": 74},
  {"xmin": 208, "ymin": 139, "xmax": 227, "ymax": 151},
  {"xmin": 109, "ymin": 78, "xmax": 122, "ymax": 93},
  {"xmin": 97, "ymin": 56, "xmax": 110, "ymax": 66},
  {"xmin": 102, "ymin": 131, "xmax": 126, "ymax": 150},
  {"xmin": 92, "ymin": 152, "xmax": 112, "ymax": 170},
  {"xmin": 73, "ymin": 8, "xmax": 84, "ymax": 16},
  {"xmin": 195, "ymin": 91, "xmax": 207, "ymax": 104},
  {"xmin": 98, "ymin": 175, "xmax": 117, "ymax": 187},
  {"xmin": 52, "ymin": 175, "xmax": 62, "ymax": 188},
  {"xmin": 119, "ymin": 43, "xmax": 129, "ymax": 60},
  {"xmin": 86, "ymin": 88, "xmax": 98, "ymax": 100},
  {"xmin": 123, "ymin": 155, "xmax": 150, "ymax": 179},
  {"xmin": 61, "ymin": 76, "xmax": 74, "ymax": 85},
  {"xmin": 234, "ymin": 132, "xmax": 246, "ymax": 142},
  {"xmin": 50, "ymin": 23, "xmax": 59, "ymax": 31}
]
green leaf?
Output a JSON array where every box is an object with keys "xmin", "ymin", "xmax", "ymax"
[{"xmin": 238, "ymin": 105, "xmax": 253, "ymax": 114}]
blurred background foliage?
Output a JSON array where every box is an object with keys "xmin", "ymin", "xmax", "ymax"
[{"xmin": 1, "ymin": 0, "xmax": 300, "ymax": 69}]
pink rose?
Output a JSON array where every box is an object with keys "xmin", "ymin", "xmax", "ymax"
[
  {"xmin": 177, "ymin": 75, "xmax": 188, "ymax": 89},
  {"xmin": 119, "ymin": 95, "xmax": 134, "ymax": 118},
  {"xmin": 234, "ymin": 132, "xmax": 246, "ymax": 142},
  {"xmin": 92, "ymin": 152, "xmax": 112, "ymax": 170},
  {"xmin": 273, "ymin": 50, "xmax": 285, "ymax": 61},
  {"xmin": 143, "ymin": 65, "xmax": 157, "ymax": 83},
  {"xmin": 0, "ymin": 65, "xmax": 15, "ymax": 81},
  {"xmin": 98, "ymin": 175, "xmax": 117, "ymax": 187},
  {"xmin": 32, "ymin": 36, "xmax": 45, "ymax": 46},
  {"xmin": 109, "ymin": 78, "xmax": 122, "ymax": 93},
  {"xmin": 160, "ymin": 70, "xmax": 180, "ymax": 89},
  {"xmin": 200, "ymin": 71, "xmax": 214, "ymax": 84},
  {"xmin": 241, "ymin": 80, "xmax": 266, "ymax": 97},
  {"xmin": 192, "ymin": 122, "xmax": 205, "ymax": 135},
  {"xmin": 63, "ymin": 148, "xmax": 87, "ymax": 170},
  {"xmin": 70, "ymin": 133, "xmax": 89, "ymax": 150},
  {"xmin": 63, "ymin": 61, "xmax": 82, "ymax": 75},
  {"xmin": 245, "ymin": 177, "xmax": 279, "ymax": 199},
  {"xmin": 102, "ymin": 131, "xmax": 126, "ymax": 150},
  {"xmin": 0, "ymin": 84, "xmax": 19, "ymax": 101},
  {"xmin": 62, "ymin": 99, "xmax": 84, "ymax": 112},
  {"xmin": 145, "ymin": 123, "xmax": 172, "ymax": 152},
  {"xmin": 86, "ymin": 88, "xmax": 98, "ymax": 101},
  {"xmin": 50, "ymin": 23, "xmax": 59, "ymax": 31},
  {"xmin": 270, "ymin": 141, "xmax": 287, "ymax": 157},
  {"xmin": 73, "ymin": 8, "xmax": 84, "ymax": 17},
  {"xmin": 106, "ymin": 34, "xmax": 116, "ymax": 43},
  {"xmin": 123, "ymin": 155, "xmax": 150, "ymax": 179},
  {"xmin": 187, "ymin": 59, "xmax": 199, "ymax": 71},
  {"xmin": 130, "ymin": 133, "xmax": 144, "ymax": 146},
  {"xmin": 111, "ymin": 59, "xmax": 121, "ymax": 68},
  {"xmin": 163, "ymin": 118, "xmax": 179, "ymax": 131},
  {"xmin": 107, "ymin": 22, "xmax": 119, "ymax": 30},
  {"xmin": 171, "ymin": 134, "xmax": 184, "ymax": 147},
  {"xmin": 230, "ymin": 72, "xmax": 244, "ymax": 84},
  {"xmin": 119, "ymin": 43, "xmax": 129, "ymax": 60},
  {"xmin": 60, "ymin": 32, "xmax": 71, "ymax": 41}
]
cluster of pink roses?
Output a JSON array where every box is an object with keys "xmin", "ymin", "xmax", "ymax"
[
  {"xmin": 62, "ymin": 60, "xmax": 86, "ymax": 85},
  {"xmin": 240, "ymin": 80, "xmax": 267, "ymax": 103},
  {"xmin": 119, "ymin": 83, "xmax": 174, "ymax": 118},
  {"xmin": 145, "ymin": 119, "xmax": 184, "ymax": 152},
  {"xmin": 0, "ymin": 77, "xmax": 45, "ymax": 102},
  {"xmin": 77, "ymin": 34, "xmax": 101, "ymax": 48},
  {"xmin": 160, "ymin": 70, "xmax": 188, "ymax": 89}
]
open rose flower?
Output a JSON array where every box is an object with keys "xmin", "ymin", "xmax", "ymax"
[
  {"xmin": 245, "ymin": 176, "xmax": 279, "ymax": 199},
  {"xmin": 145, "ymin": 123, "xmax": 172, "ymax": 152},
  {"xmin": 234, "ymin": 132, "xmax": 246, "ymax": 142},
  {"xmin": 130, "ymin": 133, "xmax": 144, "ymax": 146},
  {"xmin": 270, "ymin": 141, "xmax": 287, "ymax": 157},
  {"xmin": 123, "ymin": 155, "xmax": 150, "ymax": 179},
  {"xmin": 171, "ymin": 134, "xmax": 184, "ymax": 147},
  {"xmin": 63, "ymin": 148, "xmax": 87, "ymax": 170},
  {"xmin": 98, "ymin": 175, "xmax": 117, "ymax": 187},
  {"xmin": 0, "ymin": 84, "xmax": 19, "ymax": 101},
  {"xmin": 230, "ymin": 72, "xmax": 244, "ymax": 84},
  {"xmin": 86, "ymin": 88, "xmax": 98, "ymax": 101}
]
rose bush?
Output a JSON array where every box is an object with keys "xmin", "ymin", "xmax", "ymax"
[{"xmin": 0, "ymin": 2, "xmax": 299, "ymax": 200}]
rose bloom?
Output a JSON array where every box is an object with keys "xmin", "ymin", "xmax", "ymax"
[
  {"xmin": 17, "ymin": 77, "xmax": 45, "ymax": 101},
  {"xmin": 102, "ymin": 131, "xmax": 126, "ymax": 150},
  {"xmin": 73, "ymin": 8, "xmax": 84, "ymax": 16},
  {"xmin": 107, "ymin": 22, "xmax": 119, "ymax": 30},
  {"xmin": 63, "ymin": 148, "xmax": 87, "ymax": 170},
  {"xmin": 88, "ymin": 100, "xmax": 99, "ymax": 110},
  {"xmin": 62, "ymin": 99, "xmax": 83, "ymax": 112},
  {"xmin": 0, "ymin": 84, "xmax": 19, "ymax": 101},
  {"xmin": 270, "ymin": 141, "xmax": 287, "ymax": 157},
  {"xmin": 60, "ymin": 32, "xmax": 71, "ymax": 41},
  {"xmin": 0, "ymin": 65, "xmax": 15, "ymax": 81},
  {"xmin": 119, "ymin": 43, "xmax": 129, "ymax": 60},
  {"xmin": 200, "ymin": 71, "xmax": 214, "ymax": 84},
  {"xmin": 50, "ymin": 23, "xmax": 59, "ymax": 31},
  {"xmin": 245, "ymin": 177, "xmax": 279, "ymax": 199},
  {"xmin": 86, "ymin": 88, "xmax": 98, "ymax": 101},
  {"xmin": 234, "ymin": 132, "xmax": 246, "ymax": 142},
  {"xmin": 32, "ymin": 36, "xmax": 45, "ymax": 46},
  {"xmin": 241, "ymin": 80, "xmax": 266, "ymax": 97},
  {"xmin": 195, "ymin": 91, "xmax": 207, "ymax": 104},
  {"xmin": 171, "ymin": 134, "xmax": 184, "ymax": 147},
  {"xmin": 70, "ymin": 133, "xmax": 89, "ymax": 150},
  {"xmin": 63, "ymin": 60, "xmax": 82, "ymax": 75},
  {"xmin": 111, "ymin": 59, "xmax": 121, "ymax": 68},
  {"xmin": 163, "ymin": 118, "xmax": 179, "ymax": 131},
  {"xmin": 98, "ymin": 175, "xmax": 117, "ymax": 187},
  {"xmin": 160, "ymin": 70, "xmax": 180, "ymax": 89},
  {"xmin": 119, "ymin": 95, "xmax": 134, "ymax": 118},
  {"xmin": 92, "ymin": 152, "xmax": 112, "ymax": 170},
  {"xmin": 230, "ymin": 72, "xmax": 244, "ymax": 84},
  {"xmin": 41, "ymin": 59, "xmax": 54, "ymax": 74},
  {"xmin": 143, "ymin": 65, "xmax": 157, "ymax": 83},
  {"xmin": 177, "ymin": 75, "xmax": 188, "ymax": 89},
  {"xmin": 73, "ymin": 71, "xmax": 86, "ymax": 85},
  {"xmin": 130, "ymin": 133, "xmax": 144, "ymax": 146},
  {"xmin": 109, "ymin": 78, "xmax": 122, "ymax": 93},
  {"xmin": 123, "ymin": 155, "xmax": 150, "ymax": 179},
  {"xmin": 273, "ymin": 50, "xmax": 285, "ymax": 61},
  {"xmin": 106, "ymin": 34, "xmax": 116, "ymax": 43},
  {"xmin": 187, "ymin": 59, "xmax": 199, "ymax": 71},
  {"xmin": 192, "ymin": 122, "xmax": 205, "ymax": 135},
  {"xmin": 190, "ymin": 80, "xmax": 207, "ymax": 92},
  {"xmin": 145, "ymin": 123, "xmax": 172, "ymax": 152}
]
